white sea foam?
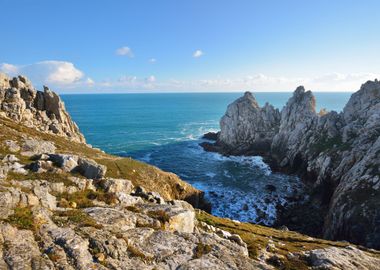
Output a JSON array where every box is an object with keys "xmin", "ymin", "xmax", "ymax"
[
  {"xmin": 205, "ymin": 172, "xmax": 216, "ymax": 178},
  {"xmin": 140, "ymin": 153, "xmax": 152, "ymax": 162}
]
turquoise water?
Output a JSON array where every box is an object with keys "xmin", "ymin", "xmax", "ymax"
[{"xmin": 62, "ymin": 92, "xmax": 352, "ymax": 224}]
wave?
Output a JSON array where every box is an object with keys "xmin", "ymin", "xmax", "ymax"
[{"xmin": 190, "ymin": 142, "xmax": 272, "ymax": 175}]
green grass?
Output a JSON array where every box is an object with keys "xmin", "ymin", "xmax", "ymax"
[
  {"xmin": 53, "ymin": 209, "xmax": 103, "ymax": 229},
  {"xmin": 6, "ymin": 207, "xmax": 35, "ymax": 230},
  {"xmin": 56, "ymin": 189, "xmax": 118, "ymax": 208}
]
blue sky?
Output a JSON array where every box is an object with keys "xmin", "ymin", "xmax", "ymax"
[{"xmin": 1, "ymin": 0, "xmax": 379, "ymax": 92}]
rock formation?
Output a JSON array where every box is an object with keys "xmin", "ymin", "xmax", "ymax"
[
  {"xmin": 0, "ymin": 73, "xmax": 85, "ymax": 143},
  {"xmin": 203, "ymin": 80, "xmax": 380, "ymax": 249},
  {"xmin": 1, "ymin": 75, "xmax": 379, "ymax": 269},
  {"xmin": 217, "ymin": 92, "xmax": 280, "ymax": 155}
]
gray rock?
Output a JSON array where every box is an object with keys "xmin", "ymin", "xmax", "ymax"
[
  {"xmin": 21, "ymin": 138, "xmax": 56, "ymax": 157},
  {"xmin": 303, "ymin": 246, "xmax": 380, "ymax": 270},
  {"xmin": 0, "ymin": 73, "xmax": 85, "ymax": 143},
  {"xmin": 77, "ymin": 158, "xmax": 107, "ymax": 179},
  {"xmin": 99, "ymin": 178, "xmax": 134, "ymax": 194},
  {"xmin": 48, "ymin": 153, "xmax": 79, "ymax": 172},
  {"xmin": 217, "ymin": 92, "xmax": 280, "ymax": 155}
]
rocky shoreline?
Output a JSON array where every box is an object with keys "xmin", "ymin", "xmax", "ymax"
[
  {"xmin": 201, "ymin": 81, "xmax": 380, "ymax": 249},
  {"xmin": 1, "ymin": 73, "xmax": 380, "ymax": 269}
]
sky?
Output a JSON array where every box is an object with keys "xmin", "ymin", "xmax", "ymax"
[{"xmin": 1, "ymin": 0, "xmax": 380, "ymax": 93}]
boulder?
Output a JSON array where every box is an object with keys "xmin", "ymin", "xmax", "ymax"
[
  {"xmin": 77, "ymin": 158, "xmax": 107, "ymax": 179},
  {"xmin": 21, "ymin": 138, "xmax": 56, "ymax": 157},
  {"xmin": 98, "ymin": 178, "xmax": 134, "ymax": 194},
  {"xmin": 48, "ymin": 153, "xmax": 79, "ymax": 172}
]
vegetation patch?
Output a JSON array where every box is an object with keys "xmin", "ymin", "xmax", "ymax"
[
  {"xmin": 193, "ymin": 242, "xmax": 212, "ymax": 258},
  {"xmin": 195, "ymin": 210, "xmax": 363, "ymax": 266},
  {"xmin": 127, "ymin": 244, "xmax": 153, "ymax": 262},
  {"xmin": 6, "ymin": 207, "xmax": 35, "ymax": 230},
  {"xmin": 147, "ymin": 210, "xmax": 170, "ymax": 224},
  {"xmin": 53, "ymin": 209, "xmax": 102, "ymax": 229},
  {"xmin": 56, "ymin": 189, "xmax": 118, "ymax": 208}
]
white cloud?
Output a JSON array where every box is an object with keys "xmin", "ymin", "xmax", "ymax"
[
  {"xmin": 0, "ymin": 63, "xmax": 18, "ymax": 74},
  {"xmin": 145, "ymin": 75, "xmax": 156, "ymax": 83},
  {"xmin": 149, "ymin": 58, "xmax": 157, "ymax": 63},
  {"xmin": 193, "ymin": 50, "xmax": 203, "ymax": 58},
  {"xmin": 0, "ymin": 61, "xmax": 90, "ymax": 90},
  {"xmin": 85, "ymin": 77, "xmax": 95, "ymax": 85},
  {"xmin": 116, "ymin": 46, "xmax": 134, "ymax": 57}
]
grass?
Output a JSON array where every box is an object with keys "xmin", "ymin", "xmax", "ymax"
[
  {"xmin": 5, "ymin": 206, "xmax": 35, "ymax": 230},
  {"xmin": 127, "ymin": 244, "xmax": 154, "ymax": 262},
  {"xmin": 196, "ymin": 210, "xmax": 371, "ymax": 268},
  {"xmin": 193, "ymin": 242, "xmax": 212, "ymax": 258},
  {"xmin": 53, "ymin": 209, "xmax": 103, "ymax": 229},
  {"xmin": 56, "ymin": 189, "xmax": 118, "ymax": 208},
  {"xmin": 147, "ymin": 210, "xmax": 170, "ymax": 224}
]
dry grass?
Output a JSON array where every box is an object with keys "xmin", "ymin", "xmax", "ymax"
[
  {"xmin": 5, "ymin": 206, "xmax": 35, "ymax": 230},
  {"xmin": 53, "ymin": 209, "xmax": 102, "ymax": 229}
]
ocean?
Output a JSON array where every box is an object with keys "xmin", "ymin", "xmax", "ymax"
[{"xmin": 62, "ymin": 92, "xmax": 352, "ymax": 224}]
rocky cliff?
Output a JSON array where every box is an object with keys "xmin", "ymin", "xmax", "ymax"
[
  {"xmin": 0, "ymin": 75, "xmax": 379, "ymax": 269},
  {"xmin": 0, "ymin": 73, "xmax": 85, "ymax": 143},
  {"xmin": 203, "ymin": 80, "xmax": 380, "ymax": 250}
]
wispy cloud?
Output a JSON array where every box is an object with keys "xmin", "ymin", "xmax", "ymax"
[
  {"xmin": 193, "ymin": 50, "xmax": 203, "ymax": 58},
  {"xmin": 115, "ymin": 46, "xmax": 134, "ymax": 57},
  {"xmin": 149, "ymin": 58, "xmax": 157, "ymax": 63}
]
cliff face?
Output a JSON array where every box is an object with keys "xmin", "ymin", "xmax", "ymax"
[
  {"xmin": 208, "ymin": 80, "xmax": 380, "ymax": 249},
  {"xmin": 0, "ymin": 73, "xmax": 85, "ymax": 143}
]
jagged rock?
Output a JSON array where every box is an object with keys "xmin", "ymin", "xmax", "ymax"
[
  {"xmin": 202, "ymin": 131, "xmax": 219, "ymax": 140},
  {"xmin": 207, "ymin": 80, "xmax": 380, "ymax": 249},
  {"xmin": 216, "ymin": 92, "xmax": 280, "ymax": 155},
  {"xmin": 0, "ymin": 73, "xmax": 85, "ymax": 143},
  {"xmin": 77, "ymin": 157, "xmax": 107, "ymax": 179}
]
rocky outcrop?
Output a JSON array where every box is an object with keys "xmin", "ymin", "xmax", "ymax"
[
  {"xmin": 213, "ymin": 92, "xmax": 280, "ymax": 155},
  {"xmin": 0, "ymin": 144, "xmax": 265, "ymax": 269},
  {"xmin": 0, "ymin": 73, "xmax": 85, "ymax": 143},
  {"xmin": 204, "ymin": 80, "xmax": 380, "ymax": 249}
]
